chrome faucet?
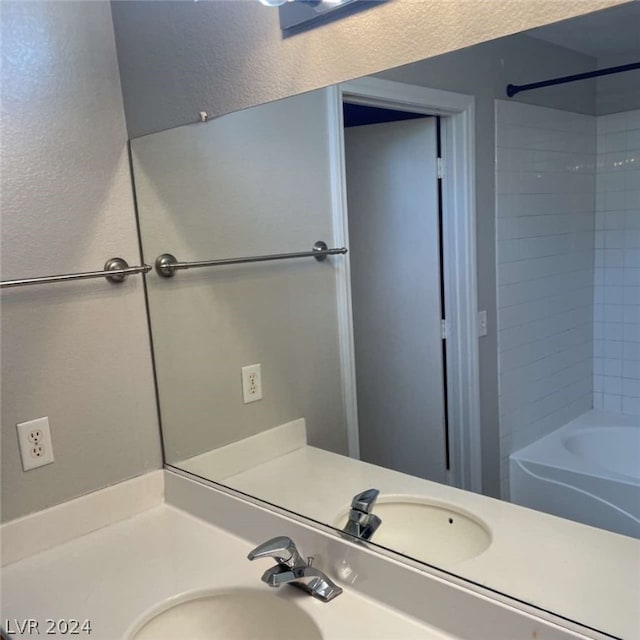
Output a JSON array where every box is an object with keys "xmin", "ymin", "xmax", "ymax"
[
  {"xmin": 247, "ymin": 536, "xmax": 343, "ymax": 602},
  {"xmin": 343, "ymin": 488, "xmax": 382, "ymax": 541}
]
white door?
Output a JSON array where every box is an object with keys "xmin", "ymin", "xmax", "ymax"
[{"xmin": 344, "ymin": 117, "xmax": 448, "ymax": 483}]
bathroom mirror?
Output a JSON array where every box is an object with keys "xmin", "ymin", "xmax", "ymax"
[{"xmin": 131, "ymin": 5, "xmax": 639, "ymax": 638}]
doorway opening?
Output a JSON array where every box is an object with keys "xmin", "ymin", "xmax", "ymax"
[
  {"xmin": 342, "ymin": 103, "xmax": 451, "ymax": 485},
  {"xmin": 328, "ymin": 78, "xmax": 481, "ymax": 492}
]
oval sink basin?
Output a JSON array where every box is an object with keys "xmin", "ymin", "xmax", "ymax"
[
  {"xmin": 128, "ymin": 589, "xmax": 323, "ymax": 640},
  {"xmin": 334, "ymin": 496, "xmax": 491, "ymax": 566}
]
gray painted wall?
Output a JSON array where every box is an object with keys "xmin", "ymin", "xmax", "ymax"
[
  {"xmin": 375, "ymin": 35, "xmax": 596, "ymax": 496},
  {"xmin": 110, "ymin": 0, "xmax": 624, "ymax": 138},
  {"xmin": 0, "ymin": 1, "xmax": 161, "ymax": 522},
  {"xmin": 596, "ymin": 52, "xmax": 640, "ymax": 115},
  {"xmin": 131, "ymin": 90, "xmax": 347, "ymax": 462}
]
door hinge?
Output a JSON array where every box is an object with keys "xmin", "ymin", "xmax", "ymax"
[
  {"xmin": 441, "ymin": 318, "xmax": 448, "ymax": 340},
  {"xmin": 437, "ymin": 157, "xmax": 445, "ymax": 180}
]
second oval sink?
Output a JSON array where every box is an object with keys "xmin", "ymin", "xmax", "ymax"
[
  {"xmin": 335, "ymin": 496, "xmax": 491, "ymax": 566},
  {"xmin": 128, "ymin": 589, "xmax": 323, "ymax": 640}
]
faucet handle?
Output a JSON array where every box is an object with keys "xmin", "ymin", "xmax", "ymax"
[
  {"xmin": 247, "ymin": 536, "xmax": 306, "ymax": 569},
  {"xmin": 351, "ymin": 488, "xmax": 379, "ymax": 513}
]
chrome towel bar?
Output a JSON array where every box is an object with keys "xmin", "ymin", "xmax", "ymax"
[
  {"xmin": 0, "ymin": 258, "xmax": 151, "ymax": 289},
  {"xmin": 155, "ymin": 241, "xmax": 348, "ymax": 278}
]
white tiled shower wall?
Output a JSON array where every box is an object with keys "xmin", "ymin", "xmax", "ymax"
[
  {"xmin": 496, "ymin": 103, "xmax": 640, "ymax": 497},
  {"xmin": 593, "ymin": 109, "xmax": 640, "ymax": 416},
  {"xmin": 495, "ymin": 101, "xmax": 596, "ymax": 498}
]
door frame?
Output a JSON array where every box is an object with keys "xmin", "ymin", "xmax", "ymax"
[{"xmin": 327, "ymin": 77, "xmax": 482, "ymax": 493}]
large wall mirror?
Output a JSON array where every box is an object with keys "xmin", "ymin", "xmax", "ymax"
[{"xmin": 130, "ymin": 5, "xmax": 639, "ymax": 638}]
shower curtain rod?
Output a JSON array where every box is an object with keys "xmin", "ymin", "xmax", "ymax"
[{"xmin": 506, "ymin": 61, "xmax": 640, "ymax": 98}]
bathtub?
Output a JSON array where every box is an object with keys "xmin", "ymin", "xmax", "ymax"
[{"xmin": 510, "ymin": 410, "xmax": 639, "ymax": 538}]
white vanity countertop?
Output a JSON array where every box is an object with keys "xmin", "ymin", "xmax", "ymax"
[
  {"xmin": 0, "ymin": 504, "xmax": 453, "ymax": 640},
  {"xmin": 219, "ymin": 445, "xmax": 640, "ymax": 640}
]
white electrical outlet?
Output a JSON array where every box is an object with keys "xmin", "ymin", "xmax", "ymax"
[
  {"xmin": 241, "ymin": 364, "xmax": 263, "ymax": 404},
  {"xmin": 17, "ymin": 416, "xmax": 54, "ymax": 471}
]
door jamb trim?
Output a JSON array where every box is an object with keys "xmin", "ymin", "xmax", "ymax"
[{"xmin": 328, "ymin": 77, "xmax": 481, "ymax": 493}]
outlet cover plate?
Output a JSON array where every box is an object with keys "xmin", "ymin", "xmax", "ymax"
[
  {"xmin": 241, "ymin": 364, "xmax": 263, "ymax": 404},
  {"xmin": 17, "ymin": 416, "xmax": 55, "ymax": 471}
]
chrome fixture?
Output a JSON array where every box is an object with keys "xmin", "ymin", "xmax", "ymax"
[
  {"xmin": 155, "ymin": 241, "xmax": 347, "ymax": 278},
  {"xmin": 247, "ymin": 536, "xmax": 343, "ymax": 602},
  {"xmin": 0, "ymin": 258, "xmax": 151, "ymax": 290},
  {"xmin": 343, "ymin": 488, "xmax": 381, "ymax": 541}
]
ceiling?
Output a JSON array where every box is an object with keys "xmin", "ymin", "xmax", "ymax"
[{"xmin": 527, "ymin": 2, "xmax": 640, "ymax": 58}]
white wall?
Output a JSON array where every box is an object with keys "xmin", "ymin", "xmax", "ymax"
[
  {"xmin": 131, "ymin": 90, "xmax": 347, "ymax": 462},
  {"xmin": 495, "ymin": 101, "xmax": 596, "ymax": 498},
  {"xmin": 110, "ymin": 0, "xmax": 627, "ymax": 138},
  {"xmin": 594, "ymin": 109, "xmax": 640, "ymax": 415},
  {"xmin": 0, "ymin": 2, "xmax": 161, "ymax": 522}
]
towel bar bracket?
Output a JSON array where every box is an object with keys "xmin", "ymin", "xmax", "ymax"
[
  {"xmin": 0, "ymin": 258, "xmax": 151, "ymax": 290},
  {"xmin": 104, "ymin": 257, "xmax": 134, "ymax": 284}
]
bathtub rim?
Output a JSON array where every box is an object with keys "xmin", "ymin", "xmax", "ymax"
[{"xmin": 510, "ymin": 409, "xmax": 640, "ymax": 488}]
